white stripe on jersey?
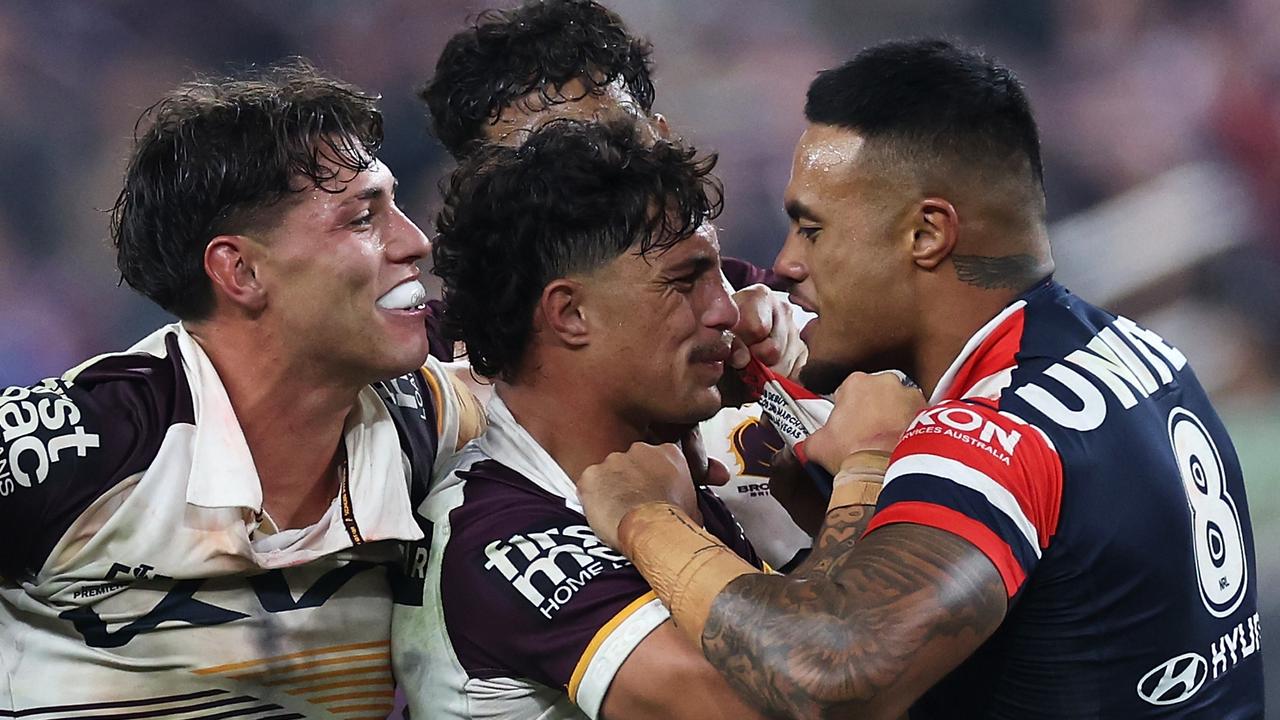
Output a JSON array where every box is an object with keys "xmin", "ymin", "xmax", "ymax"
[
  {"xmin": 885, "ymin": 453, "xmax": 1041, "ymax": 557},
  {"xmin": 575, "ymin": 597, "xmax": 670, "ymax": 719}
]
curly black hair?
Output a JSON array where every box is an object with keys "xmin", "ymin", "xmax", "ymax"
[
  {"xmin": 423, "ymin": 0, "xmax": 655, "ymax": 159},
  {"xmin": 433, "ymin": 119, "xmax": 722, "ymax": 380},
  {"xmin": 110, "ymin": 59, "xmax": 384, "ymax": 319}
]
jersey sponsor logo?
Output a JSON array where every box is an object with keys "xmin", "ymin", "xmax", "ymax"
[
  {"xmin": 0, "ymin": 380, "xmax": 101, "ymax": 496},
  {"xmin": 904, "ymin": 405, "xmax": 1022, "ymax": 465},
  {"xmin": 1210, "ymin": 612, "xmax": 1261, "ymax": 680},
  {"xmin": 1137, "ymin": 652, "xmax": 1208, "ymax": 706},
  {"xmin": 483, "ymin": 525, "xmax": 629, "ymax": 620},
  {"xmin": 1013, "ymin": 316, "xmax": 1186, "ymax": 431}
]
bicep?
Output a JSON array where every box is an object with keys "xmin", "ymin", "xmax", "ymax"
[
  {"xmin": 703, "ymin": 522, "xmax": 1007, "ymax": 720},
  {"xmin": 602, "ymin": 619, "xmax": 768, "ymax": 720}
]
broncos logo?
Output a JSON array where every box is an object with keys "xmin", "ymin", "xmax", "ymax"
[{"xmin": 729, "ymin": 417, "xmax": 785, "ymax": 478}]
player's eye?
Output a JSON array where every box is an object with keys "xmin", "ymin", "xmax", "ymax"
[
  {"xmin": 797, "ymin": 225, "xmax": 821, "ymax": 242},
  {"xmin": 350, "ymin": 210, "xmax": 374, "ymax": 227},
  {"xmin": 667, "ymin": 274, "xmax": 699, "ymax": 292}
]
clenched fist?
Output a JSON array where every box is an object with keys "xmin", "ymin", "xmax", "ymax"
[
  {"xmin": 803, "ymin": 370, "xmax": 927, "ymax": 474},
  {"xmin": 578, "ymin": 442, "xmax": 702, "ymax": 550},
  {"xmin": 729, "ymin": 284, "xmax": 807, "ymax": 378}
]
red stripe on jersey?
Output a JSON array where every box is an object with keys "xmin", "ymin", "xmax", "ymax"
[
  {"xmin": 895, "ymin": 400, "xmax": 1063, "ymax": 547},
  {"xmin": 942, "ymin": 307, "xmax": 1026, "ymax": 403},
  {"xmin": 866, "ymin": 501, "xmax": 1026, "ymax": 597}
]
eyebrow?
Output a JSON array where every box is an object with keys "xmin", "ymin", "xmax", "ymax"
[
  {"xmin": 664, "ymin": 253, "xmax": 718, "ymax": 276},
  {"xmin": 784, "ymin": 198, "xmax": 819, "ymax": 222},
  {"xmin": 341, "ymin": 178, "xmax": 398, "ymax": 207}
]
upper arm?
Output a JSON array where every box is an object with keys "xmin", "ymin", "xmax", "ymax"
[
  {"xmin": 417, "ymin": 357, "xmax": 488, "ymax": 466},
  {"xmin": 432, "ymin": 474, "xmax": 675, "ymax": 717},
  {"xmin": 444, "ymin": 364, "xmax": 487, "ymax": 450},
  {"xmin": 602, "ymin": 619, "xmax": 767, "ymax": 720},
  {"xmin": 701, "ymin": 400, "xmax": 1061, "ymax": 719}
]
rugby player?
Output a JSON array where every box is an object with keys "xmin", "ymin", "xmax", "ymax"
[
  {"xmin": 577, "ymin": 39, "xmax": 1265, "ymax": 718},
  {"xmin": 391, "ymin": 119, "xmax": 767, "ymax": 719},
  {"xmin": 0, "ymin": 63, "xmax": 482, "ymax": 716},
  {"xmin": 422, "ymin": 0, "xmax": 813, "ymax": 569}
]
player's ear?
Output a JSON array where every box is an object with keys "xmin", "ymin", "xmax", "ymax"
[
  {"xmin": 205, "ymin": 234, "xmax": 267, "ymax": 314},
  {"xmin": 540, "ymin": 278, "xmax": 590, "ymax": 347},
  {"xmin": 911, "ymin": 197, "xmax": 959, "ymax": 270}
]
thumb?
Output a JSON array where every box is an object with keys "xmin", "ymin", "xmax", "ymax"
[
  {"xmin": 680, "ymin": 426, "xmax": 711, "ymax": 484},
  {"xmin": 702, "ymin": 457, "xmax": 731, "ymax": 487},
  {"xmin": 730, "ymin": 337, "xmax": 751, "ymax": 370}
]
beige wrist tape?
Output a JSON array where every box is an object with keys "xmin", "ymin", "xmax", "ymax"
[
  {"xmin": 828, "ymin": 449, "xmax": 893, "ymax": 510},
  {"xmin": 619, "ymin": 502, "xmax": 759, "ymax": 647}
]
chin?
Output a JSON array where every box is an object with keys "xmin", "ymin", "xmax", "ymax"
[
  {"xmin": 657, "ymin": 390, "xmax": 722, "ymax": 426},
  {"xmin": 371, "ymin": 348, "xmax": 430, "ymax": 382}
]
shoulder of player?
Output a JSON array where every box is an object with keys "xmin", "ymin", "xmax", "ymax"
[
  {"xmin": 2, "ymin": 338, "xmax": 193, "ymax": 468},
  {"xmin": 0, "ymin": 336, "xmax": 192, "ymax": 578},
  {"xmin": 434, "ymin": 457, "xmax": 586, "ymax": 543},
  {"xmin": 896, "ymin": 397, "xmax": 1059, "ymax": 473}
]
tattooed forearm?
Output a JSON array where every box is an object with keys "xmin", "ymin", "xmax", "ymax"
[
  {"xmin": 951, "ymin": 253, "xmax": 1043, "ymax": 290},
  {"xmin": 795, "ymin": 504, "xmax": 874, "ymax": 577},
  {"xmin": 702, "ymin": 524, "xmax": 1007, "ymax": 720}
]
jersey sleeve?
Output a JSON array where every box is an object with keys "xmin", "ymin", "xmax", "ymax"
[
  {"xmin": 438, "ymin": 464, "xmax": 669, "ymax": 719},
  {"xmin": 865, "ymin": 399, "xmax": 1063, "ymax": 598},
  {"xmin": 0, "ymin": 355, "xmax": 183, "ymax": 580},
  {"xmin": 417, "ymin": 355, "xmax": 486, "ymax": 473}
]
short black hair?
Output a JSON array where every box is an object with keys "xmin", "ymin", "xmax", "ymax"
[
  {"xmin": 423, "ymin": 0, "xmax": 655, "ymax": 159},
  {"xmin": 806, "ymin": 39, "xmax": 1044, "ymax": 191},
  {"xmin": 110, "ymin": 59, "xmax": 384, "ymax": 320},
  {"xmin": 433, "ymin": 119, "xmax": 721, "ymax": 380}
]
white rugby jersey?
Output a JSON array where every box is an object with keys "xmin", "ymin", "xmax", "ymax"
[
  {"xmin": 392, "ymin": 396, "xmax": 761, "ymax": 719},
  {"xmin": 0, "ymin": 323, "xmax": 463, "ymax": 718},
  {"xmin": 700, "ymin": 404, "xmax": 812, "ymax": 570}
]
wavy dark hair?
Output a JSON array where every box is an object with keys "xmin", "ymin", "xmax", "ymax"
[
  {"xmin": 434, "ymin": 119, "xmax": 722, "ymax": 380},
  {"xmin": 423, "ymin": 0, "xmax": 655, "ymax": 159},
  {"xmin": 110, "ymin": 59, "xmax": 384, "ymax": 319}
]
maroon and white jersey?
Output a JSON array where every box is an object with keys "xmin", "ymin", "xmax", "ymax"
[
  {"xmin": 701, "ymin": 404, "xmax": 811, "ymax": 570},
  {"xmin": 392, "ymin": 396, "xmax": 761, "ymax": 719},
  {"xmin": 0, "ymin": 323, "xmax": 464, "ymax": 718}
]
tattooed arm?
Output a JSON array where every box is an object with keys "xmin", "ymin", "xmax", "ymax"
[
  {"xmin": 703, "ymin": 518, "xmax": 1006, "ymax": 720},
  {"xmin": 580, "ymin": 372, "xmax": 1004, "ymax": 719}
]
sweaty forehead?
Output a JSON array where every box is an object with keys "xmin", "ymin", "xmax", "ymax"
[
  {"xmin": 794, "ymin": 125, "xmax": 867, "ymax": 178},
  {"xmin": 785, "ymin": 125, "xmax": 873, "ymax": 216}
]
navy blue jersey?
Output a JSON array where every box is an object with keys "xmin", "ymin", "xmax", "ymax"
[{"xmin": 867, "ymin": 280, "xmax": 1263, "ymax": 718}]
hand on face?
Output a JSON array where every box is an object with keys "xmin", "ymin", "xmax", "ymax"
[
  {"xmin": 578, "ymin": 442, "xmax": 702, "ymax": 550},
  {"xmin": 729, "ymin": 283, "xmax": 808, "ymax": 379},
  {"xmin": 802, "ymin": 370, "xmax": 926, "ymax": 474}
]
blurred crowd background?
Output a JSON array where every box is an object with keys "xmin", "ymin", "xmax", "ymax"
[{"xmin": 1, "ymin": 0, "xmax": 1276, "ymax": 710}]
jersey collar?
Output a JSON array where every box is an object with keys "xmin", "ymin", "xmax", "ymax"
[
  {"xmin": 174, "ymin": 323, "xmax": 420, "ymax": 547},
  {"xmin": 929, "ymin": 278, "xmax": 1057, "ymax": 404}
]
